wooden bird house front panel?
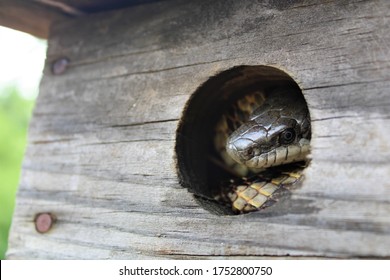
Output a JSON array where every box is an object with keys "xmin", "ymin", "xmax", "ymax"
[{"xmin": 7, "ymin": 0, "xmax": 390, "ymax": 259}]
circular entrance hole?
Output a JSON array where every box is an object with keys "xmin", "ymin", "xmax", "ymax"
[{"xmin": 175, "ymin": 66, "xmax": 311, "ymax": 215}]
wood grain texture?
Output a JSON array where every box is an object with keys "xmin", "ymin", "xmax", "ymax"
[{"xmin": 7, "ymin": 0, "xmax": 390, "ymax": 259}]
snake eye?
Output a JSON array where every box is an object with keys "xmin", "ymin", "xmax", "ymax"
[{"xmin": 280, "ymin": 128, "xmax": 296, "ymax": 145}]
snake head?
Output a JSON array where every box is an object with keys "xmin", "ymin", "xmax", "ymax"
[{"xmin": 226, "ymin": 111, "xmax": 310, "ymax": 169}]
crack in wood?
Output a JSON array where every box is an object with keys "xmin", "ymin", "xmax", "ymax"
[{"xmin": 109, "ymin": 118, "xmax": 179, "ymax": 128}]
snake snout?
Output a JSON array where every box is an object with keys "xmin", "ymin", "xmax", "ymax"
[{"xmin": 226, "ymin": 137, "xmax": 254, "ymax": 165}]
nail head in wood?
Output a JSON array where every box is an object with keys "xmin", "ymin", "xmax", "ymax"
[
  {"xmin": 34, "ymin": 213, "xmax": 55, "ymax": 233},
  {"xmin": 51, "ymin": 57, "xmax": 70, "ymax": 75}
]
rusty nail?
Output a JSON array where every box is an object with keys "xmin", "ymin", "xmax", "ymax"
[
  {"xmin": 51, "ymin": 57, "xmax": 70, "ymax": 75},
  {"xmin": 34, "ymin": 213, "xmax": 55, "ymax": 233}
]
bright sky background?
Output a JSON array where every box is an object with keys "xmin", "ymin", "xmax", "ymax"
[{"xmin": 0, "ymin": 26, "xmax": 47, "ymax": 99}]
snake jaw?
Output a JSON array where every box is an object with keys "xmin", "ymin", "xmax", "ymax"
[{"xmin": 246, "ymin": 138, "xmax": 310, "ymax": 168}]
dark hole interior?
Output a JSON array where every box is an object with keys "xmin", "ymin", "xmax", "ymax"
[{"xmin": 175, "ymin": 65, "xmax": 310, "ymax": 215}]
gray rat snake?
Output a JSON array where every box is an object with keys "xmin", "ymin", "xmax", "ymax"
[{"xmin": 214, "ymin": 88, "xmax": 311, "ymax": 213}]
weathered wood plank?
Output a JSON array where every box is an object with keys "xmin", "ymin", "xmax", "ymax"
[{"xmin": 7, "ymin": 0, "xmax": 390, "ymax": 259}]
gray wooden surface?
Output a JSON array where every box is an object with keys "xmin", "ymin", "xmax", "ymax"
[{"xmin": 7, "ymin": 0, "xmax": 390, "ymax": 259}]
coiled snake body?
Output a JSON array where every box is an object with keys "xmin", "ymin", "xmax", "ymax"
[{"xmin": 214, "ymin": 88, "xmax": 311, "ymax": 213}]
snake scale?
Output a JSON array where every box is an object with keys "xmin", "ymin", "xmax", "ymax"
[{"xmin": 214, "ymin": 88, "xmax": 311, "ymax": 214}]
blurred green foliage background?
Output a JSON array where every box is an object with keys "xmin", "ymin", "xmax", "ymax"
[{"xmin": 0, "ymin": 86, "xmax": 35, "ymax": 259}]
